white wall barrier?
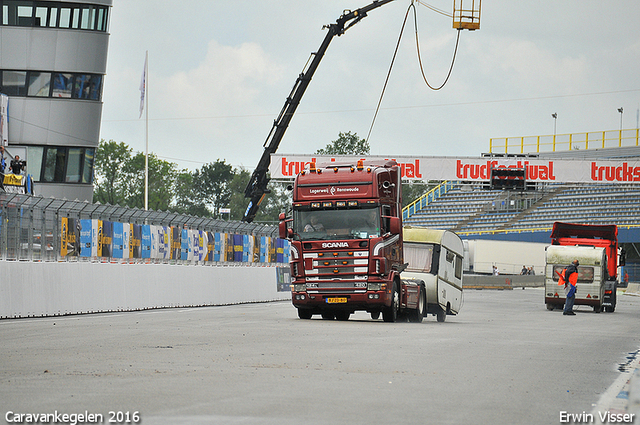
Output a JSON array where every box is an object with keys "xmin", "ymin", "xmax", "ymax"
[{"xmin": 0, "ymin": 262, "xmax": 291, "ymax": 319}]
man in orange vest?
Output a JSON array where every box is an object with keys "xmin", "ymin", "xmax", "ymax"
[{"xmin": 562, "ymin": 259, "xmax": 579, "ymax": 315}]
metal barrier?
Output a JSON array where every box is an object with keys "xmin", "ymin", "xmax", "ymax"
[
  {"xmin": 0, "ymin": 192, "xmax": 282, "ymax": 264},
  {"xmin": 490, "ymin": 128, "xmax": 640, "ymax": 154}
]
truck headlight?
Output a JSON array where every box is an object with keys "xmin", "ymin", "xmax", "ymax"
[
  {"xmin": 293, "ymin": 284, "xmax": 306, "ymax": 292},
  {"xmin": 368, "ymin": 282, "xmax": 383, "ymax": 291}
]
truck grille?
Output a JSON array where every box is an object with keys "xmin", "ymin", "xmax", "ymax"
[{"xmin": 303, "ymin": 250, "xmax": 369, "ymax": 283}]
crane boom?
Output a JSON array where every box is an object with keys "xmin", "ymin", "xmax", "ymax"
[{"xmin": 242, "ymin": 0, "xmax": 395, "ymax": 222}]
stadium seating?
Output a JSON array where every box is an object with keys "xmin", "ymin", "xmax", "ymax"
[{"xmin": 403, "ymin": 182, "xmax": 640, "ymax": 234}]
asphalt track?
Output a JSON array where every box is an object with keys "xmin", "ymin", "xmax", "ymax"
[{"xmin": 1, "ymin": 288, "xmax": 639, "ymax": 425}]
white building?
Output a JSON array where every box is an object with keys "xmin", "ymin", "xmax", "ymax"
[{"xmin": 0, "ymin": 0, "xmax": 112, "ymax": 201}]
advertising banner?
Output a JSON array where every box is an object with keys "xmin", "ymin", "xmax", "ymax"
[
  {"xmin": 206, "ymin": 231, "xmax": 215, "ymax": 262},
  {"xmin": 141, "ymin": 225, "xmax": 151, "ymax": 259},
  {"xmin": 79, "ymin": 219, "xmax": 94, "ymax": 257},
  {"xmin": 112, "ymin": 222, "xmax": 124, "ymax": 259},
  {"xmin": 130, "ymin": 224, "xmax": 141, "ymax": 259},
  {"xmin": 100, "ymin": 221, "xmax": 113, "ymax": 258},
  {"xmin": 233, "ymin": 234, "xmax": 243, "ymax": 262},
  {"xmin": 269, "ymin": 154, "xmax": 640, "ymax": 184},
  {"xmin": 171, "ymin": 227, "xmax": 180, "ymax": 260},
  {"xmin": 213, "ymin": 233, "xmax": 223, "ymax": 262},
  {"xmin": 181, "ymin": 228, "xmax": 190, "ymax": 261}
]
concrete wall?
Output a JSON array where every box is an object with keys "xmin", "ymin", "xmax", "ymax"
[{"xmin": 0, "ymin": 262, "xmax": 289, "ymax": 319}]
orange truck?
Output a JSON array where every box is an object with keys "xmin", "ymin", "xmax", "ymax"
[{"xmin": 545, "ymin": 222, "xmax": 623, "ymax": 312}]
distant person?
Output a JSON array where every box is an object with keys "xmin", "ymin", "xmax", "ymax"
[
  {"xmin": 493, "ymin": 265, "xmax": 499, "ymax": 276},
  {"xmin": 562, "ymin": 259, "xmax": 579, "ymax": 316},
  {"xmin": 0, "ymin": 146, "xmax": 5, "ymax": 173},
  {"xmin": 9, "ymin": 155, "xmax": 25, "ymax": 174},
  {"xmin": 530, "ymin": 266, "xmax": 535, "ymax": 276},
  {"xmin": 521, "ymin": 265, "xmax": 528, "ymax": 275}
]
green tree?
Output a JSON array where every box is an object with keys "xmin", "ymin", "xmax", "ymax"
[
  {"xmin": 315, "ymin": 131, "xmax": 370, "ymax": 155},
  {"xmin": 193, "ymin": 160, "xmax": 234, "ymax": 218},
  {"xmin": 124, "ymin": 152, "xmax": 177, "ymax": 211},
  {"xmin": 93, "ymin": 139, "xmax": 132, "ymax": 205},
  {"xmin": 173, "ymin": 169, "xmax": 211, "ymax": 217}
]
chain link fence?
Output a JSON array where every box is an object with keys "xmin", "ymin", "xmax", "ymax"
[{"xmin": 0, "ymin": 192, "xmax": 281, "ymax": 264}]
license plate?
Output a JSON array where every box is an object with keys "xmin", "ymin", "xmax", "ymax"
[{"xmin": 326, "ymin": 297, "xmax": 348, "ymax": 304}]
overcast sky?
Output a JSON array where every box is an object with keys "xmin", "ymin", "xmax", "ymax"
[{"xmin": 100, "ymin": 0, "xmax": 640, "ymax": 171}]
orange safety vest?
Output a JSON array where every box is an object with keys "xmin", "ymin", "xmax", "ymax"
[{"xmin": 557, "ymin": 268, "xmax": 578, "ymax": 286}]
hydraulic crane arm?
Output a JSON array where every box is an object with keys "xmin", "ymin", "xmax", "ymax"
[{"xmin": 242, "ymin": 0, "xmax": 395, "ymax": 222}]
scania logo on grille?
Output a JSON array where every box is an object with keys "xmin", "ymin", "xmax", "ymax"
[{"xmin": 322, "ymin": 242, "xmax": 349, "ymax": 248}]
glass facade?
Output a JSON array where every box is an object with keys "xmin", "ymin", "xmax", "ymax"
[
  {"xmin": 1, "ymin": 1, "xmax": 109, "ymax": 31},
  {"xmin": 1, "ymin": 70, "xmax": 103, "ymax": 101}
]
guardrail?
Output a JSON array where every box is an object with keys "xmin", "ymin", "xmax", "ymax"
[
  {"xmin": 403, "ymin": 180, "xmax": 459, "ymax": 221},
  {"xmin": 490, "ymin": 128, "xmax": 640, "ymax": 154}
]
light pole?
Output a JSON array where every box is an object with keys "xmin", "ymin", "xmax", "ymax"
[
  {"xmin": 552, "ymin": 113, "xmax": 557, "ymax": 151},
  {"xmin": 618, "ymin": 107, "xmax": 624, "ymax": 147}
]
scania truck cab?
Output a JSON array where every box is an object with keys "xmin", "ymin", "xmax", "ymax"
[{"xmin": 280, "ymin": 160, "xmax": 423, "ymax": 322}]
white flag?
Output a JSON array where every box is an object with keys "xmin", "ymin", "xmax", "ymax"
[
  {"xmin": 139, "ymin": 52, "xmax": 147, "ymax": 118},
  {"xmin": 0, "ymin": 93, "xmax": 8, "ymax": 146}
]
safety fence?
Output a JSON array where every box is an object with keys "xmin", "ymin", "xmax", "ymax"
[
  {"xmin": 490, "ymin": 128, "xmax": 640, "ymax": 154},
  {"xmin": 0, "ymin": 192, "xmax": 289, "ymax": 266}
]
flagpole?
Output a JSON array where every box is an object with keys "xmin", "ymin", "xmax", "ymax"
[{"xmin": 144, "ymin": 50, "xmax": 149, "ymax": 211}]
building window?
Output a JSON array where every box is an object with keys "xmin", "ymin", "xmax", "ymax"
[
  {"xmin": 1, "ymin": 1, "xmax": 109, "ymax": 32},
  {"xmin": 31, "ymin": 145, "xmax": 94, "ymax": 184},
  {"xmin": 0, "ymin": 70, "xmax": 27, "ymax": 96},
  {"xmin": 27, "ymin": 71, "xmax": 51, "ymax": 96},
  {"xmin": 52, "ymin": 72, "xmax": 72, "ymax": 98},
  {"xmin": 1, "ymin": 70, "xmax": 103, "ymax": 101}
]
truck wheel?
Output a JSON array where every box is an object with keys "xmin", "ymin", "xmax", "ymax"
[
  {"xmin": 408, "ymin": 288, "xmax": 425, "ymax": 323},
  {"xmin": 593, "ymin": 305, "xmax": 602, "ymax": 313},
  {"xmin": 546, "ymin": 303, "xmax": 555, "ymax": 311},
  {"xmin": 370, "ymin": 311, "xmax": 380, "ymax": 320},
  {"xmin": 298, "ymin": 309, "xmax": 313, "ymax": 320},
  {"xmin": 383, "ymin": 283, "xmax": 400, "ymax": 323},
  {"xmin": 436, "ymin": 305, "xmax": 446, "ymax": 323},
  {"xmin": 335, "ymin": 311, "xmax": 351, "ymax": 321},
  {"xmin": 321, "ymin": 311, "xmax": 335, "ymax": 320}
]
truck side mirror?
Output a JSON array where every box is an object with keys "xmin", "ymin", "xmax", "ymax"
[
  {"xmin": 389, "ymin": 217, "xmax": 401, "ymax": 235},
  {"xmin": 279, "ymin": 213, "xmax": 287, "ymax": 239}
]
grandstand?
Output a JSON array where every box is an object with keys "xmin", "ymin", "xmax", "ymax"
[
  {"xmin": 404, "ymin": 182, "xmax": 640, "ymax": 233},
  {"xmin": 402, "ymin": 146, "xmax": 640, "ymax": 281}
]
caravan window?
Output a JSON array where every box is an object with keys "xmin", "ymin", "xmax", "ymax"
[
  {"xmin": 455, "ymin": 255, "xmax": 463, "ymax": 279},
  {"xmin": 552, "ymin": 265, "xmax": 594, "ymax": 283},
  {"xmin": 404, "ymin": 243, "xmax": 435, "ymax": 273}
]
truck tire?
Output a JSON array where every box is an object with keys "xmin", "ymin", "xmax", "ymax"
[
  {"xmin": 383, "ymin": 283, "xmax": 400, "ymax": 323},
  {"xmin": 546, "ymin": 303, "xmax": 555, "ymax": 311},
  {"xmin": 408, "ymin": 288, "xmax": 425, "ymax": 323},
  {"xmin": 370, "ymin": 311, "xmax": 380, "ymax": 320},
  {"xmin": 436, "ymin": 305, "xmax": 446, "ymax": 323},
  {"xmin": 298, "ymin": 309, "xmax": 313, "ymax": 320}
]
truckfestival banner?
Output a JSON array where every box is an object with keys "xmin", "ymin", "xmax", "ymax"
[{"xmin": 269, "ymin": 154, "xmax": 640, "ymax": 183}]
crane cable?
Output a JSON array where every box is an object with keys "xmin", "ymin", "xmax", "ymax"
[{"xmin": 366, "ymin": 0, "xmax": 462, "ymax": 143}]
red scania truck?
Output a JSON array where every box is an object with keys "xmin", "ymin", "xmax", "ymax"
[{"xmin": 279, "ymin": 159, "xmax": 424, "ymax": 322}]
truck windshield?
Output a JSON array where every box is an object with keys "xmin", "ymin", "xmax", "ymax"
[
  {"xmin": 293, "ymin": 206, "xmax": 380, "ymax": 241},
  {"xmin": 404, "ymin": 243, "xmax": 435, "ymax": 273}
]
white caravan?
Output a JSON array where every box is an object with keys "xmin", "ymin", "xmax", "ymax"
[
  {"xmin": 402, "ymin": 227, "xmax": 464, "ymax": 322},
  {"xmin": 545, "ymin": 245, "xmax": 607, "ymax": 312}
]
